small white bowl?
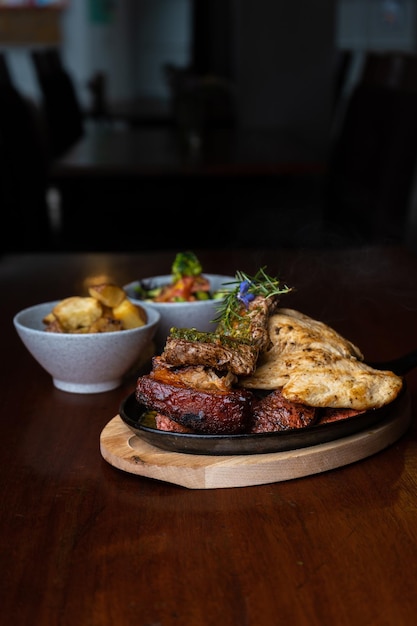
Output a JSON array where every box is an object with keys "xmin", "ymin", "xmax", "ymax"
[
  {"xmin": 124, "ymin": 273, "xmax": 235, "ymax": 352},
  {"xmin": 13, "ymin": 301, "xmax": 160, "ymax": 394}
]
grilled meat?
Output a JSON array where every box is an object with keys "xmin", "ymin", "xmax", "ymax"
[
  {"xmin": 160, "ymin": 292, "xmax": 281, "ymax": 377},
  {"xmin": 216, "ymin": 294, "xmax": 280, "ymax": 352},
  {"xmin": 160, "ymin": 329, "xmax": 259, "ymax": 376},
  {"xmin": 240, "ymin": 308, "xmax": 403, "ymax": 410},
  {"xmin": 136, "ymin": 375, "xmax": 255, "ymax": 434},
  {"xmin": 151, "ymin": 356, "xmax": 237, "ymax": 391},
  {"xmin": 251, "ymin": 390, "xmax": 317, "ymax": 433},
  {"xmin": 317, "ymin": 407, "xmax": 366, "ymax": 424},
  {"xmin": 134, "ymin": 267, "xmax": 402, "ymax": 435}
]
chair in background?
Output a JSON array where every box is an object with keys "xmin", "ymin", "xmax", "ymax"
[
  {"xmin": 322, "ymin": 57, "xmax": 417, "ymax": 246},
  {"xmin": 31, "ymin": 47, "xmax": 85, "ymax": 159},
  {"xmin": 0, "ymin": 52, "xmax": 13, "ymax": 87},
  {"xmin": 0, "ymin": 52, "xmax": 54, "ymax": 253},
  {"xmin": 332, "ymin": 50, "xmax": 354, "ymax": 115}
]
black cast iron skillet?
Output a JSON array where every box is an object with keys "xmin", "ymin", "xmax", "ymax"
[{"xmin": 119, "ymin": 351, "xmax": 416, "ymax": 456}]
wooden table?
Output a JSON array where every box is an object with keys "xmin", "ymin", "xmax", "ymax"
[
  {"xmin": 85, "ymin": 97, "xmax": 175, "ymax": 128},
  {"xmin": 3, "ymin": 246, "xmax": 417, "ymax": 625},
  {"xmin": 50, "ymin": 126, "xmax": 326, "ymax": 178}
]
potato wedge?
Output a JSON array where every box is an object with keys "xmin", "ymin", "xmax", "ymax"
[
  {"xmin": 52, "ymin": 296, "xmax": 103, "ymax": 332},
  {"xmin": 112, "ymin": 299, "xmax": 147, "ymax": 329},
  {"xmin": 88, "ymin": 283, "xmax": 126, "ymax": 308}
]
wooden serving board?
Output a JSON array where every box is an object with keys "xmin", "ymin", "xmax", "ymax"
[{"xmin": 100, "ymin": 395, "xmax": 412, "ymax": 489}]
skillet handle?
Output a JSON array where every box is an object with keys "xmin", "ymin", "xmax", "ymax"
[{"xmin": 368, "ymin": 349, "xmax": 417, "ymax": 376}]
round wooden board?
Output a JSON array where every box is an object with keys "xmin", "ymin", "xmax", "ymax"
[{"xmin": 100, "ymin": 395, "xmax": 412, "ymax": 489}]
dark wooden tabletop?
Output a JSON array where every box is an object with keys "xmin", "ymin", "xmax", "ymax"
[
  {"xmin": 49, "ymin": 125, "xmax": 327, "ymax": 179},
  {"xmin": 86, "ymin": 96, "xmax": 175, "ymax": 128},
  {"xmin": 2, "ymin": 246, "xmax": 417, "ymax": 626}
]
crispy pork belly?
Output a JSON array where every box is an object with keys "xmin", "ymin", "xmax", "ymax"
[
  {"xmin": 150, "ymin": 356, "xmax": 237, "ymax": 391},
  {"xmin": 240, "ymin": 308, "xmax": 403, "ymax": 410},
  {"xmin": 136, "ymin": 375, "xmax": 255, "ymax": 434},
  {"xmin": 161, "ymin": 330, "xmax": 259, "ymax": 376},
  {"xmin": 251, "ymin": 390, "xmax": 317, "ymax": 433}
]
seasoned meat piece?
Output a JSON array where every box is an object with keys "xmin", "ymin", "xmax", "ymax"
[
  {"xmin": 159, "ymin": 293, "xmax": 280, "ymax": 376},
  {"xmin": 251, "ymin": 389, "xmax": 317, "ymax": 433},
  {"xmin": 155, "ymin": 414, "xmax": 193, "ymax": 433},
  {"xmin": 136, "ymin": 375, "xmax": 255, "ymax": 434},
  {"xmin": 161, "ymin": 330, "xmax": 259, "ymax": 376},
  {"xmin": 317, "ymin": 407, "xmax": 366, "ymax": 424},
  {"xmin": 151, "ymin": 356, "xmax": 237, "ymax": 391},
  {"xmin": 217, "ymin": 294, "xmax": 280, "ymax": 352}
]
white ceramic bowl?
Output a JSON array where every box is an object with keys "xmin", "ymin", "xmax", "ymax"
[
  {"xmin": 124, "ymin": 273, "xmax": 235, "ymax": 352},
  {"xmin": 13, "ymin": 301, "xmax": 160, "ymax": 394}
]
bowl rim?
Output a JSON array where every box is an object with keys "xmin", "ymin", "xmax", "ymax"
[{"xmin": 13, "ymin": 300, "xmax": 160, "ymax": 336}]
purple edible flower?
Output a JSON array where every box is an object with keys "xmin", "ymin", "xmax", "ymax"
[{"xmin": 237, "ymin": 280, "xmax": 255, "ymax": 308}]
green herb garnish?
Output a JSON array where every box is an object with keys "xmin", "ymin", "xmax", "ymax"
[
  {"xmin": 171, "ymin": 251, "xmax": 202, "ymax": 282},
  {"xmin": 213, "ymin": 267, "xmax": 292, "ymax": 332}
]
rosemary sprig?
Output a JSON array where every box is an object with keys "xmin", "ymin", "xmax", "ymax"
[{"xmin": 213, "ymin": 267, "xmax": 292, "ymax": 331}]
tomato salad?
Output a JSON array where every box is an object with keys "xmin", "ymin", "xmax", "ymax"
[{"xmin": 133, "ymin": 252, "xmax": 229, "ymax": 303}]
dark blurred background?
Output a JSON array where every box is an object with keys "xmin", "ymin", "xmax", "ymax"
[{"xmin": 2, "ymin": 0, "xmax": 417, "ymax": 252}]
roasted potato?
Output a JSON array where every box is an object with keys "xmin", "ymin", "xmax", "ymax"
[
  {"xmin": 88, "ymin": 283, "xmax": 126, "ymax": 308},
  {"xmin": 43, "ymin": 284, "xmax": 148, "ymax": 334},
  {"xmin": 112, "ymin": 299, "xmax": 147, "ymax": 329},
  {"xmin": 52, "ymin": 296, "xmax": 103, "ymax": 332}
]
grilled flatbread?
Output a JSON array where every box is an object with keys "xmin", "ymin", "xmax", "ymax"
[{"xmin": 239, "ymin": 308, "xmax": 403, "ymax": 410}]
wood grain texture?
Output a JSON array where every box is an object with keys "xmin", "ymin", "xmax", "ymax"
[{"xmin": 4, "ymin": 248, "xmax": 417, "ymax": 626}]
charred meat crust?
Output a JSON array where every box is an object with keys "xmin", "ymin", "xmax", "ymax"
[
  {"xmin": 136, "ymin": 377, "xmax": 369, "ymax": 435},
  {"xmin": 317, "ymin": 407, "xmax": 366, "ymax": 424},
  {"xmin": 251, "ymin": 389, "xmax": 318, "ymax": 433},
  {"xmin": 136, "ymin": 376, "xmax": 255, "ymax": 434}
]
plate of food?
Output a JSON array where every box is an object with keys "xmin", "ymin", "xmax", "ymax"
[{"xmin": 121, "ymin": 268, "xmax": 411, "ymax": 456}]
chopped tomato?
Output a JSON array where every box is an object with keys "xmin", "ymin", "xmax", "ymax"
[
  {"xmin": 190, "ymin": 275, "xmax": 211, "ymax": 293},
  {"xmin": 154, "ymin": 276, "xmax": 210, "ymax": 302}
]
